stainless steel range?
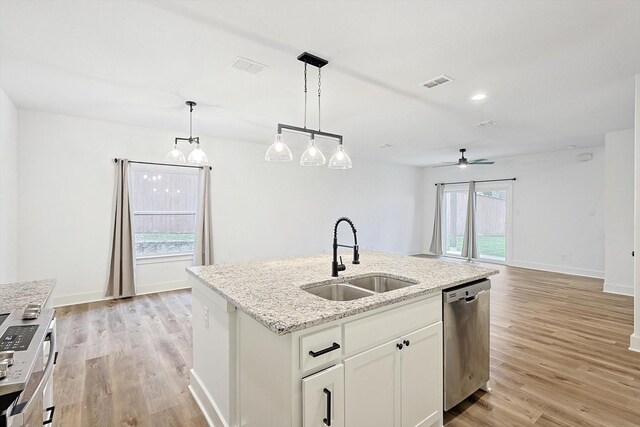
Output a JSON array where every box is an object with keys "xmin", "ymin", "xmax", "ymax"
[{"xmin": 0, "ymin": 306, "xmax": 56, "ymax": 427}]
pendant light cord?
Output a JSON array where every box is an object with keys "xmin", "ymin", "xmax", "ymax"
[
  {"xmin": 318, "ymin": 67, "xmax": 321, "ymax": 131},
  {"xmin": 304, "ymin": 62, "xmax": 308, "ymax": 129}
]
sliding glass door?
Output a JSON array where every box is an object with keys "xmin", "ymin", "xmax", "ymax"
[
  {"xmin": 474, "ymin": 188, "xmax": 508, "ymax": 262},
  {"xmin": 441, "ymin": 183, "xmax": 511, "ymax": 263}
]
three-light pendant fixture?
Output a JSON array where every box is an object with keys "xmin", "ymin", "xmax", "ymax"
[
  {"xmin": 265, "ymin": 52, "xmax": 352, "ymax": 169},
  {"xmin": 166, "ymin": 101, "xmax": 209, "ymax": 165}
]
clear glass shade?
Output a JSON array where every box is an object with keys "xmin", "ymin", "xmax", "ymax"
[
  {"xmin": 265, "ymin": 134, "xmax": 293, "ymax": 162},
  {"xmin": 165, "ymin": 145, "xmax": 186, "ymax": 163},
  {"xmin": 188, "ymin": 144, "xmax": 209, "ymax": 164},
  {"xmin": 300, "ymin": 137, "xmax": 326, "ymax": 166},
  {"xmin": 328, "ymin": 144, "xmax": 352, "ymax": 169}
]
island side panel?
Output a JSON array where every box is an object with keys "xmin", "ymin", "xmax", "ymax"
[
  {"xmin": 238, "ymin": 310, "xmax": 294, "ymax": 427},
  {"xmin": 190, "ymin": 276, "xmax": 237, "ymax": 427}
]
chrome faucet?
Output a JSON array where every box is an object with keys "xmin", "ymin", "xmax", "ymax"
[{"xmin": 332, "ymin": 217, "xmax": 360, "ymax": 277}]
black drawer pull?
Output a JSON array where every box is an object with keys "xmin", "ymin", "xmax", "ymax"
[
  {"xmin": 309, "ymin": 342, "xmax": 340, "ymax": 358},
  {"xmin": 403, "ymin": 340, "xmax": 410, "ymax": 347},
  {"xmin": 44, "ymin": 405, "xmax": 55, "ymax": 425},
  {"xmin": 323, "ymin": 388, "xmax": 331, "ymax": 426}
]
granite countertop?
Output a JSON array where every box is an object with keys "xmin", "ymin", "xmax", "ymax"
[
  {"xmin": 187, "ymin": 251, "xmax": 498, "ymax": 335},
  {"xmin": 0, "ymin": 279, "xmax": 56, "ymax": 314}
]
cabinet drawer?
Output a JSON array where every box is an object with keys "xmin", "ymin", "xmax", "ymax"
[
  {"xmin": 344, "ymin": 295, "xmax": 440, "ymax": 355},
  {"xmin": 300, "ymin": 326, "xmax": 343, "ymax": 372}
]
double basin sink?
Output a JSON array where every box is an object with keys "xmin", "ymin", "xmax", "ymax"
[{"xmin": 304, "ymin": 275, "xmax": 418, "ymax": 301}]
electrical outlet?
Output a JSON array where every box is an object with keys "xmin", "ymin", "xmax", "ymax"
[{"xmin": 204, "ymin": 305, "xmax": 209, "ymax": 329}]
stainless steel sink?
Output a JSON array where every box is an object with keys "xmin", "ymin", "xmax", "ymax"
[
  {"xmin": 347, "ymin": 276, "xmax": 417, "ymax": 293},
  {"xmin": 305, "ymin": 283, "xmax": 375, "ymax": 301}
]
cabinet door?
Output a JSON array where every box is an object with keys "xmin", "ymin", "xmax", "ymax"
[
  {"xmin": 303, "ymin": 364, "xmax": 344, "ymax": 427},
  {"xmin": 344, "ymin": 340, "xmax": 400, "ymax": 427},
  {"xmin": 400, "ymin": 322, "xmax": 443, "ymax": 427}
]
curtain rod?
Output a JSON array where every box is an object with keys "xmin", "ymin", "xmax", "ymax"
[
  {"xmin": 435, "ymin": 178, "xmax": 515, "ymax": 186},
  {"xmin": 114, "ymin": 158, "xmax": 212, "ymax": 171}
]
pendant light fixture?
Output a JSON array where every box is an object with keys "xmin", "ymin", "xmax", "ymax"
[
  {"xmin": 166, "ymin": 101, "xmax": 209, "ymax": 165},
  {"xmin": 266, "ymin": 52, "xmax": 352, "ymax": 169}
]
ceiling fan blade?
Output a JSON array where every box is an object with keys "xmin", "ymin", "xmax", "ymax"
[
  {"xmin": 469, "ymin": 161, "xmax": 495, "ymax": 165},
  {"xmin": 470, "ymin": 158, "xmax": 488, "ymax": 162}
]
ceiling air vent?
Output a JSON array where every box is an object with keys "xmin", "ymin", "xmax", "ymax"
[
  {"xmin": 421, "ymin": 75, "xmax": 454, "ymax": 88},
  {"xmin": 473, "ymin": 120, "xmax": 497, "ymax": 128},
  {"xmin": 232, "ymin": 57, "xmax": 267, "ymax": 74}
]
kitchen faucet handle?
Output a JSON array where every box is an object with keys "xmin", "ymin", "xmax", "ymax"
[{"xmin": 338, "ymin": 256, "xmax": 346, "ymax": 272}]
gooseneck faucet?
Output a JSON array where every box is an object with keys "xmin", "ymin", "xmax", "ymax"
[{"xmin": 332, "ymin": 217, "xmax": 360, "ymax": 277}]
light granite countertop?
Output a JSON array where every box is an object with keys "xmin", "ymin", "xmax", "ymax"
[
  {"xmin": 0, "ymin": 279, "xmax": 56, "ymax": 314},
  {"xmin": 187, "ymin": 251, "xmax": 498, "ymax": 335}
]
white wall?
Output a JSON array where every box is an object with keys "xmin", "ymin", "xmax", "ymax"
[
  {"xmin": 632, "ymin": 74, "xmax": 640, "ymax": 352},
  {"xmin": 0, "ymin": 88, "xmax": 18, "ymax": 283},
  {"xmin": 604, "ymin": 129, "xmax": 634, "ymax": 296},
  {"xmin": 17, "ymin": 110, "xmax": 424, "ymax": 306},
  {"xmin": 423, "ymin": 147, "xmax": 605, "ymax": 278}
]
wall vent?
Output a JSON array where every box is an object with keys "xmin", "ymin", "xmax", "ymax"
[
  {"xmin": 232, "ymin": 57, "xmax": 267, "ymax": 74},
  {"xmin": 420, "ymin": 75, "xmax": 454, "ymax": 88},
  {"xmin": 473, "ymin": 120, "xmax": 497, "ymax": 128}
]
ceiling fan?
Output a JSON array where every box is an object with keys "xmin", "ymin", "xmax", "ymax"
[{"xmin": 435, "ymin": 148, "xmax": 495, "ymax": 168}]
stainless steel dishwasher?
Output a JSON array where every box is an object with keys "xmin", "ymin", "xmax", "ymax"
[{"xmin": 443, "ymin": 279, "xmax": 491, "ymax": 411}]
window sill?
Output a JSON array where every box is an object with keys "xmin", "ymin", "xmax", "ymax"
[{"xmin": 136, "ymin": 253, "xmax": 194, "ymax": 265}]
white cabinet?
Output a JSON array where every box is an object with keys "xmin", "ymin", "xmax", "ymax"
[
  {"xmin": 302, "ymin": 364, "xmax": 345, "ymax": 427},
  {"xmin": 344, "ymin": 340, "xmax": 399, "ymax": 427},
  {"xmin": 344, "ymin": 322, "xmax": 442, "ymax": 427},
  {"xmin": 400, "ymin": 323, "xmax": 443, "ymax": 427}
]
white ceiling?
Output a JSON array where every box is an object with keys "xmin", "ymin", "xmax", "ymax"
[{"xmin": 1, "ymin": 0, "xmax": 639, "ymax": 166}]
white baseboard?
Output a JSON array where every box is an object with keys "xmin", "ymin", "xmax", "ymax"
[
  {"xmin": 52, "ymin": 280, "xmax": 190, "ymax": 307},
  {"xmin": 508, "ymin": 260, "xmax": 605, "ymax": 279},
  {"xmin": 630, "ymin": 334, "xmax": 640, "ymax": 353},
  {"xmin": 189, "ymin": 369, "xmax": 227, "ymax": 427},
  {"xmin": 602, "ymin": 282, "xmax": 634, "ymax": 296}
]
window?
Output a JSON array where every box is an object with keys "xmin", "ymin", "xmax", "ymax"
[
  {"xmin": 474, "ymin": 189, "xmax": 508, "ymax": 262},
  {"xmin": 130, "ymin": 165, "xmax": 199, "ymax": 258},
  {"xmin": 443, "ymin": 188, "xmax": 468, "ymax": 257}
]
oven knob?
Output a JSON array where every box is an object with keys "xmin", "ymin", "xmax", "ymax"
[
  {"xmin": 0, "ymin": 361, "xmax": 8, "ymax": 379},
  {"xmin": 0, "ymin": 351, "xmax": 14, "ymax": 366}
]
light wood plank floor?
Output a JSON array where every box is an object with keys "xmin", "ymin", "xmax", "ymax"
[
  {"xmin": 53, "ymin": 265, "xmax": 640, "ymax": 426},
  {"xmin": 445, "ymin": 264, "xmax": 640, "ymax": 426},
  {"xmin": 54, "ymin": 291, "xmax": 208, "ymax": 427}
]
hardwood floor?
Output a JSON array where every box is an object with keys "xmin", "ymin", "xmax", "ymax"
[
  {"xmin": 53, "ymin": 291, "xmax": 208, "ymax": 427},
  {"xmin": 53, "ymin": 265, "xmax": 640, "ymax": 426},
  {"xmin": 445, "ymin": 264, "xmax": 640, "ymax": 426}
]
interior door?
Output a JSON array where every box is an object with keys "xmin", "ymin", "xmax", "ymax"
[
  {"xmin": 400, "ymin": 323, "xmax": 443, "ymax": 427},
  {"xmin": 302, "ymin": 364, "xmax": 344, "ymax": 427},
  {"xmin": 344, "ymin": 340, "xmax": 399, "ymax": 427}
]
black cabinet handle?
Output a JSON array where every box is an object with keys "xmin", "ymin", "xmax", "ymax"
[
  {"xmin": 53, "ymin": 351, "xmax": 59, "ymax": 365},
  {"xmin": 323, "ymin": 388, "xmax": 331, "ymax": 426},
  {"xmin": 309, "ymin": 342, "xmax": 340, "ymax": 358},
  {"xmin": 44, "ymin": 405, "xmax": 55, "ymax": 425},
  {"xmin": 396, "ymin": 343, "xmax": 403, "ymax": 350},
  {"xmin": 403, "ymin": 340, "xmax": 410, "ymax": 347}
]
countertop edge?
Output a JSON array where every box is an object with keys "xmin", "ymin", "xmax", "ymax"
[{"xmin": 186, "ymin": 268, "xmax": 497, "ymax": 336}]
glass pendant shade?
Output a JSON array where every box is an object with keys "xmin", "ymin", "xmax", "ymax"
[
  {"xmin": 165, "ymin": 145, "xmax": 186, "ymax": 163},
  {"xmin": 328, "ymin": 144, "xmax": 352, "ymax": 169},
  {"xmin": 188, "ymin": 144, "xmax": 209, "ymax": 164},
  {"xmin": 265, "ymin": 134, "xmax": 293, "ymax": 162},
  {"xmin": 300, "ymin": 137, "xmax": 326, "ymax": 166}
]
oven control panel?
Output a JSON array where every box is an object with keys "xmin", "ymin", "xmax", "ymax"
[{"xmin": 0, "ymin": 325, "xmax": 39, "ymax": 351}]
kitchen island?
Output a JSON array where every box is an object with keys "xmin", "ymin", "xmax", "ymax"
[{"xmin": 187, "ymin": 252, "xmax": 497, "ymax": 427}]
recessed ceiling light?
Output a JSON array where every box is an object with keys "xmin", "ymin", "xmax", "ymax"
[
  {"xmin": 470, "ymin": 93, "xmax": 487, "ymax": 101},
  {"xmin": 567, "ymin": 145, "xmax": 577, "ymax": 149},
  {"xmin": 379, "ymin": 144, "xmax": 394, "ymax": 149}
]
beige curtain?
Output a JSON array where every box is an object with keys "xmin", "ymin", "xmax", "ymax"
[
  {"xmin": 194, "ymin": 167, "xmax": 213, "ymax": 266},
  {"xmin": 429, "ymin": 183, "xmax": 444, "ymax": 255},
  {"xmin": 106, "ymin": 159, "xmax": 136, "ymax": 298},
  {"xmin": 461, "ymin": 181, "xmax": 478, "ymax": 260}
]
